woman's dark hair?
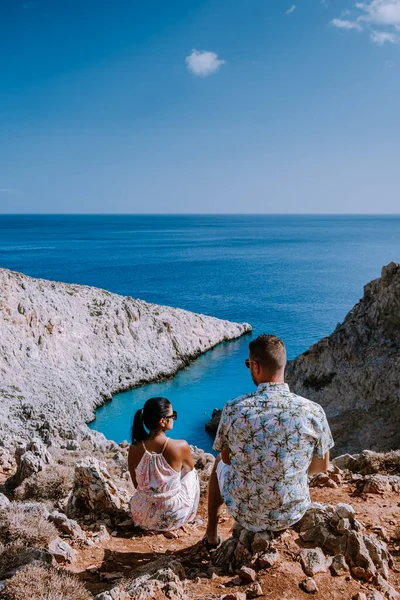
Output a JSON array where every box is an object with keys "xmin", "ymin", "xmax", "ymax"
[{"xmin": 131, "ymin": 397, "xmax": 171, "ymax": 444}]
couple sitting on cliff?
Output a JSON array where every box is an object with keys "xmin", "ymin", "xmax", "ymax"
[{"xmin": 128, "ymin": 334, "xmax": 334, "ymax": 547}]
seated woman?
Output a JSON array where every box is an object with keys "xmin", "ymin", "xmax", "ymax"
[{"xmin": 128, "ymin": 396, "xmax": 200, "ymax": 532}]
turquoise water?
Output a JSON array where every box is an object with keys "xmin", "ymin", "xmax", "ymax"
[{"xmin": 1, "ymin": 214, "xmax": 399, "ymax": 452}]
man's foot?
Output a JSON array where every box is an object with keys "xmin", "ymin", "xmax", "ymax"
[{"xmin": 202, "ymin": 535, "xmax": 222, "ymax": 551}]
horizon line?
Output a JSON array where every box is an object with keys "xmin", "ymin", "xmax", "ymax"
[{"xmin": 1, "ymin": 213, "xmax": 400, "ymax": 217}]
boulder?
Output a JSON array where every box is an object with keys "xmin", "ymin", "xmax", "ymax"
[
  {"xmin": 300, "ymin": 577, "xmax": 318, "ymax": 593},
  {"xmin": 5, "ymin": 439, "xmax": 52, "ymax": 491},
  {"xmin": 205, "ymin": 409, "xmax": 222, "ymax": 434},
  {"xmin": 48, "ymin": 510, "xmax": 85, "ymax": 539},
  {"xmin": 48, "ymin": 537, "xmax": 76, "ymax": 563},
  {"xmin": 104, "ymin": 566, "xmax": 188, "ymax": 600},
  {"xmin": 300, "ymin": 547, "xmax": 330, "ymax": 576},
  {"xmin": 67, "ymin": 457, "xmax": 129, "ymax": 519},
  {"xmin": 357, "ymin": 474, "xmax": 400, "ymax": 494},
  {"xmin": 295, "ymin": 503, "xmax": 391, "ymax": 581}
]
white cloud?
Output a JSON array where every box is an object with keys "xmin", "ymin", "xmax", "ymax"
[
  {"xmin": 370, "ymin": 29, "xmax": 400, "ymax": 42},
  {"xmin": 356, "ymin": 0, "xmax": 400, "ymax": 27},
  {"xmin": 332, "ymin": 0, "xmax": 400, "ymax": 44},
  {"xmin": 185, "ymin": 50, "xmax": 225, "ymax": 77},
  {"xmin": 285, "ymin": 5, "xmax": 296, "ymax": 14},
  {"xmin": 331, "ymin": 18, "xmax": 363, "ymax": 29}
]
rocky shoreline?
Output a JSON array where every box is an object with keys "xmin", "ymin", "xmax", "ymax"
[
  {"xmin": 0, "ymin": 265, "xmax": 399, "ymax": 599},
  {"xmin": 206, "ymin": 263, "xmax": 400, "ymax": 456},
  {"xmin": 0, "ymin": 267, "xmax": 251, "ymax": 454}
]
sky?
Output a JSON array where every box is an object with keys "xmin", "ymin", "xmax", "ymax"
[{"xmin": 0, "ymin": 0, "xmax": 399, "ymax": 214}]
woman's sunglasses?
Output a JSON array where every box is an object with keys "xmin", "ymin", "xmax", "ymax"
[{"xmin": 166, "ymin": 410, "xmax": 178, "ymax": 421}]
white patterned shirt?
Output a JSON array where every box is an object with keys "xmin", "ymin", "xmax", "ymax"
[{"xmin": 214, "ymin": 382, "xmax": 334, "ymax": 532}]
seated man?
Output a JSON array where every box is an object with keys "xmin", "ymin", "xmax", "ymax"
[{"xmin": 205, "ymin": 334, "xmax": 334, "ymax": 548}]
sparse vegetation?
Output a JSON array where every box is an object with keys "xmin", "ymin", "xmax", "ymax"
[
  {"xmin": 0, "ymin": 505, "xmax": 58, "ymax": 547},
  {"xmin": 0, "ymin": 542, "xmax": 52, "ymax": 580},
  {"xmin": 14, "ymin": 466, "xmax": 74, "ymax": 502},
  {"xmin": 2, "ymin": 565, "xmax": 92, "ymax": 600}
]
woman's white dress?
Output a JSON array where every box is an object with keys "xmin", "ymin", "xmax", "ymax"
[{"xmin": 130, "ymin": 439, "xmax": 200, "ymax": 531}]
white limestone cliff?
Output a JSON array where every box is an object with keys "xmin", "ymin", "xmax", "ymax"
[{"xmin": 0, "ymin": 268, "xmax": 251, "ymax": 445}]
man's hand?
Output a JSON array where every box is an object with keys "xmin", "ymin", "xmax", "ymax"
[
  {"xmin": 308, "ymin": 451, "xmax": 330, "ymax": 476},
  {"xmin": 221, "ymin": 448, "xmax": 231, "ymax": 465}
]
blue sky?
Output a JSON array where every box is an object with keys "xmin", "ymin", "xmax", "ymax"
[{"xmin": 1, "ymin": 0, "xmax": 399, "ymax": 214}]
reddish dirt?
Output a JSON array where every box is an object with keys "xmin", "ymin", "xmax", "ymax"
[{"xmin": 66, "ymin": 483, "xmax": 400, "ymax": 599}]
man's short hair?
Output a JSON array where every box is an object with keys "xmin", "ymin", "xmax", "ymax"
[{"xmin": 249, "ymin": 334, "xmax": 286, "ymax": 372}]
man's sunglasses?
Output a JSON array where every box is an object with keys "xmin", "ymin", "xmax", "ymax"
[
  {"xmin": 166, "ymin": 410, "xmax": 178, "ymax": 421},
  {"xmin": 244, "ymin": 359, "xmax": 257, "ymax": 369}
]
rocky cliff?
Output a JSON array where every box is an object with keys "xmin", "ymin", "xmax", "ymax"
[
  {"xmin": 0, "ymin": 268, "xmax": 251, "ymax": 445},
  {"xmin": 286, "ymin": 262, "xmax": 400, "ymax": 455}
]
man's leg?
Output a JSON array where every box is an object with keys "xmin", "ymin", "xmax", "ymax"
[{"xmin": 206, "ymin": 454, "xmax": 224, "ymax": 545}]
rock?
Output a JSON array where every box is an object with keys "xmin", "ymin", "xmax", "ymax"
[
  {"xmin": 48, "ymin": 510, "xmax": 85, "ymax": 539},
  {"xmin": 300, "ymin": 577, "xmax": 318, "ymax": 593},
  {"xmin": 357, "ymin": 474, "xmax": 400, "ymax": 494},
  {"xmin": 251, "ymin": 531, "xmax": 273, "ymax": 554},
  {"xmin": 331, "ymin": 553, "xmax": 349, "ymax": 576},
  {"xmin": 286, "ymin": 262, "xmax": 400, "ymax": 454},
  {"xmin": 352, "ymin": 594, "xmax": 368, "ymax": 600},
  {"xmin": 0, "ymin": 493, "xmax": 10, "ymax": 508},
  {"xmin": 117, "ymin": 567, "xmax": 188, "ymax": 600},
  {"xmin": 373, "ymin": 574, "xmax": 400, "ymax": 599},
  {"xmin": 101, "ymin": 572, "xmax": 124, "ymax": 582},
  {"xmin": 309, "ymin": 473, "xmax": 338, "ymax": 488},
  {"xmin": 91, "ymin": 524, "xmax": 111, "ymax": 543},
  {"xmin": 205, "ymin": 409, "xmax": 223, "ymax": 433},
  {"xmin": 66, "ymin": 439, "xmax": 81, "ymax": 451},
  {"xmin": 295, "ymin": 503, "xmax": 391, "ymax": 582},
  {"xmin": 245, "ymin": 582, "xmax": 263, "ymax": 599},
  {"xmin": 255, "ymin": 549, "xmax": 280, "ymax": 569},
  {"xmin": 367, "ymin": 592, "xmax": 385, "ymax": 600},
  {"xmin": 5, "ymin": 438, "xmax": 53, "ymax": 491},
  {"xmin": 223, "ymin": 594, "xmax": 247, "ymax": 600},
  {"xmin": 0, "ymin": 268, "xmax": 251, "ymax": 445},
  {"xmin": 238, "ymin": 566, "xmax": 257, "ymax": 583},
  {"xmin": 332, "ymin": 454, "xmax": 359, "ymax": 471},
  {"xmin": 48, "ymin": 537, "xmax": 76, "ymax": 563},
  {"xmin": 67, "ymin": 457, "xmax": 129, "ymax": 518},
  {"xmin": 300, "ymin": 547, "xmax": 329, "ymax": 576},
  {"xmin": 335, "ymin": 503, "xmax": 355, "ymax": 519}
]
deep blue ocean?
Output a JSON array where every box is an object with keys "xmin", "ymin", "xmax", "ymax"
[{"xmin": 1, "ymin": 214, "xmax": 399, "ymax": 452}]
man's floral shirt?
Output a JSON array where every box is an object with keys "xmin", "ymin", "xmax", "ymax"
[{"xmin": 214, "ymin": 382, "xmax": 334, "ymax": 532}]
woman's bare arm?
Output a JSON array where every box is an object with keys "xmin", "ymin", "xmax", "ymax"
[
  {"xmin": 128, "ymin": 445, "xmax": 138, "ymax": 488},
  {"xmin": 181, "ymin": 441, "xmax": 195, "ymax": 470}
]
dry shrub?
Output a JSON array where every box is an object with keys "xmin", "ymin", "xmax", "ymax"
[
  {"xmin": 3, "ymin": 564, "xmax": 92, "ymax": 600},
  {"xmin": 14, "ymin": 466, "xmax": 74, "ymax": 502},
  {"xmin": 0, "ymin": 504, "xmax": 58, "ymax": 547},
  {"xmin": 353, "ymin": 450, "xmax": 400, "ymax": 475},
  {"xmin": 0, "ymin": 542, "xmax": 53, "ymax": 579}
]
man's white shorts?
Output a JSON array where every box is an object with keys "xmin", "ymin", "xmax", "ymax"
[{"xmin": 216, "ymin": 459, "xmax": 231, "ymax": 498}]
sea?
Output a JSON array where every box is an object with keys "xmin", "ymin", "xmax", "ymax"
[{"xmin": 1, "ymin": 214, "xmax": 399, "ymax": 452}]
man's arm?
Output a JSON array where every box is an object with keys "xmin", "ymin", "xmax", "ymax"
[
  {"xmin": 221, "ymin": 448, "xmax": 231, "ymax": 465},
  {"xmin": 308, "ymin": 450, "xmax": 330, "ymax": 476}
]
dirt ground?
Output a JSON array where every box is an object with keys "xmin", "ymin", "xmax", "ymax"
[{"xmin": 64, "ymin": 482, "xmax": 400, "ymax": 600}]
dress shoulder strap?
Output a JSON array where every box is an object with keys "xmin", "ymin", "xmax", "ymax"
[
  {"xmin": 141, "ymin": 440, "xmax": 147, "ymax": 452},
  {"xmin": 161, "ymin": 438, "xmax": 169, "ymax": 455}
]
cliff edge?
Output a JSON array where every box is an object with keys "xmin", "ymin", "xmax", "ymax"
[
  {"xmin": 0, "ymin": 268, "xmax": 251, "ymax": 445},
  {"xmin": 286, "ymin": 262, "xmax": 400, "ymax": 455}
]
